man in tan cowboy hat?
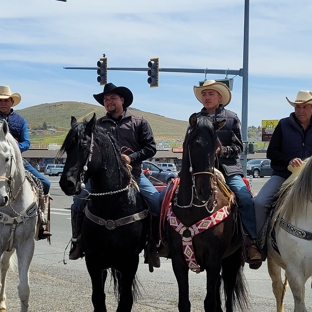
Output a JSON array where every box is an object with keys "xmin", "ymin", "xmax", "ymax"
[
  {"xmin": 254, "ymin": 90, "xmax": 312, "ymax": 238},
  {"xmin": 0, "ymin": 85, "xmax": 51, "ymax": 239},
  {"xmin": 194, "ymin": 80, "xmax": 262, "ymax": 267},
  {"xmin": 69, "ymin": 83, "xmax": 164, "ymax": 264}
]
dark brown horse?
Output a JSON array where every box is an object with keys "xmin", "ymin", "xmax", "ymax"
[
  {"xmin": 59, "ymin": 114, "xmax": 149, "ymax": 312},
  {"xmin": 162, "ymin": 113, "xmax": 249, "ymax": 312}
]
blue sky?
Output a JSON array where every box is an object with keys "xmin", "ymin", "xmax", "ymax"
[{"xmin": 1, "ymin": 0, "xmax": 312, "ymax": 128}]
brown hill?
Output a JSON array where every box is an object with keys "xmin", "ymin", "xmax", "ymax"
[{"xmin": 15, "ymin": 101, "xmax": 189, "ymax": 145}]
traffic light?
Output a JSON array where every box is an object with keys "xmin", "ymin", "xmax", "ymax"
[
  {"xmin": 199, "ymin": 78, "xmax": 233, "ymax": 90},
  {"xmin": 97, "ymin": 57, "xmax": 107, "ymax": 86},
  {"xmin": 147, "ymin": 58, "xmax": 159, "ymax": 87}
]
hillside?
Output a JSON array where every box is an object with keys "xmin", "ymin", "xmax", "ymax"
[{"xmin": 15, "ymin": 101, "xmax": 189, "ymax": 145}]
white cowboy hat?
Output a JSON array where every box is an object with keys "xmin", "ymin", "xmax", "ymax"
[
  {"xmin": 193, "ymin": 80, "xmax": 231, "ymax": 106},
  {"xmin": 0, "ymin": 86, "xmax": 21, "ymax": 106},
  {"xmin": 286, "ymin": 90, "xmax": 312, "ymax": 107}
]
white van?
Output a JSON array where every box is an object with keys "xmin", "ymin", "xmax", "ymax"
[
  {"xmin": 44, "ymin": 164, "xmax": 65, "ymax": 176},
  {"xmin": 157, "ymin": 163, "xmax": 177, "ymax": 172}
]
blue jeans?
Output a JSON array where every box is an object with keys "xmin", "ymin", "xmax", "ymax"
[
  {"xmin": 225, "ymin": 174, "xmax": 257, "ymax": 239},
  {"xmin": 253, "ymin": 175, "xmax": 285, "ymax": 235},
  {"xmin": 24, "ymin": 161, "xmax": 51, "ymax": 195},
  {"xmin": 134, "ymin": 173, "xmax": 160, "ymax": 215},
  {"xmin": 72, "ymin": 174, "xmax": 161, "ymax": 215}
]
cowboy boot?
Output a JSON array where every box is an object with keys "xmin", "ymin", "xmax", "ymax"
[
  {"xmin": 38, "ymin": 194, "xmax": 52, "ymax": 240},
  {"xmin": 69, "ymin": 207, "xmax": 85, "ymax": 260},
  {"xmin": 248, "ymin": 240, "xmax": 262, "ymax": 261}
]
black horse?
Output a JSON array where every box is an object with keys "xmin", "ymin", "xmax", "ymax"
[
  {"xmin": 59, "ymin": 114, "xmax": 149, "ymax": 312},
  {"xmin": 162, "ymin": 113, "xmax": 249, "ymax": 312}
]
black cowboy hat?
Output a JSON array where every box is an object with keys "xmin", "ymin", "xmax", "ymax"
[{"xmin": 93, "ymin": 83, "xmax": 133, "ymax": 108}]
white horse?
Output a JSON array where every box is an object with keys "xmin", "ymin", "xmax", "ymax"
[
  {"xmin": 267, "ymin": 156, "xmax": 312, "ymax": 312},
  {"xmin": 0, "ymin": 120, "xmax": 38, "ymax": 312}
]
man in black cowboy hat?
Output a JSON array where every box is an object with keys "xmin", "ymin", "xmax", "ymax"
[{"xmin": 69, "ymin": 83, "xmax": 161, "ymax": 260}]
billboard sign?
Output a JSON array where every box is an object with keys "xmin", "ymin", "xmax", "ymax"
[{"xmin": 262, "ymin": 120, "xmax": 279, "ymax": 141}]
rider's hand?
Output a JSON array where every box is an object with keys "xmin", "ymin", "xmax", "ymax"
[
  {"xmin": 289, "ymin": 157, "xmax": 302, "ymax": 167},
  {"xmin": 122, "ymin": 154, "xmax": 131, "ymax": 164}
]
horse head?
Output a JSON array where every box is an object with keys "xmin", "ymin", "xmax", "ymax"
[
  {"xmin": 0, "ymin": 120, "xmax": 22, "ymax": 206},
  {"xmin": 59, "ymin": 114, "xmax": 131, "ymax": 196},
  {"xmin": 181, "ymin": 113, "xmax": 225, "ymax": 203}
]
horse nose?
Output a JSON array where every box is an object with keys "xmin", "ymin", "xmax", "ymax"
[{"xmin": 59, "ymin": 180, "xmax": 77, "ymax": 196}]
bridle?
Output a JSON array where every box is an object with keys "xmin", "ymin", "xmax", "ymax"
[
  {"xmin": 175, "ymin": 138, "xmax": 217, "ymax": 213},
  {"xmin": 78, "ymin": 131, "xmax": 130, "ymax": 197},
  {"xmin": 0, "ymin": 152, "xmax": 26, "ymax": 204}
]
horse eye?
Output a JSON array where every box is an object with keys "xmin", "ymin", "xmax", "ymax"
[{"xmin": 5, "ymin": 157, "xmax": 10, "ymax": 162}]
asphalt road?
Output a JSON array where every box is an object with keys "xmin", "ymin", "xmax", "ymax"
[{"xmin": 3, "ymin": 176, "xmax": 312, "ymax": 311}]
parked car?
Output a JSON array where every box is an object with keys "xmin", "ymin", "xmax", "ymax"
[
  {"xmin": 247, "ymin": 159, "xmax": 272, "ymax": 178},
  {"xmin": 44, "ymin": 164, "xmax": 65, "ymax": 176},
  {"xmin": 142, "ymin": 161, "xmax": 178, "ymax": 185},
  {"xmin": 157, "ymin": 162, "xmax": 177, "ymax": 172}
]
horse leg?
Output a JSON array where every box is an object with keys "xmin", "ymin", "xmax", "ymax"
[
  {"xmin": 16, "ymin": 240, "xmax": 35, "ymax": 312},
  {"xmin": 204, "ymin": 264, "xmax": 222, "ymax": 312},
  {"xmin": 116, "ymin": 256, "xmax": 139, "ymax": 312},
  {"xmin": 267, "ymin": 255, "xmax": 285, "ymax": 312},
  {"xmin": 0, "ymin": 250, "xmax": 15, "ymax": 311},
  {"xmin": 286, "ymin": 267, "xmax": 307, "ymax": 312},
  {"xmin": 171, "ymin": 255, "xmax": 190, "ymax": 312},
  {"xmin": 85, "ymin": 256, "xmax": 107, "ymax": 312}
]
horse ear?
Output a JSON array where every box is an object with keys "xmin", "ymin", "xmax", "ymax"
[
  {"xmin": 189, "ymin": 113, "xmax": 198, "ymax": 127},
  {"xmin": 71, "ymin": 116, "xmax": 77, "ymax": 128},
  {"xmin": 0, "ymin": 120, "xmax": 9, "ymax": 138},
  {"xmin": 86, "ymin": 113, "xmax": 96, "ymax": 134},
  {"xmin": 214, "ymin": 119, "xmax": 226, "ymax": 131}
]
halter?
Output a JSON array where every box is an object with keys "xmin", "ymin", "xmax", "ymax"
[{"xmin": 79, "ymin": 130, "xmax": 130, "ymax": 197}]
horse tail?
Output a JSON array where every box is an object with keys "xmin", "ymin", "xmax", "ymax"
[
  {"xmin": 221, "ymin": 248, "xmax": 250, "ymax": 311},
  {"xmin": 111, "ymin": 268, "xmax": 140, "ymax": 301}
]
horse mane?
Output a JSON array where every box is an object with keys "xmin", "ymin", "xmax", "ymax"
[{"xmin": 273, "ymin": 156, "xmax": 312, "ymax": 223}]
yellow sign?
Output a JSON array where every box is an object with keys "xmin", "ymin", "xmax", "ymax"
[{"xmin": 261, "ymin": 120, "xmax": 279, "ymax": 141}]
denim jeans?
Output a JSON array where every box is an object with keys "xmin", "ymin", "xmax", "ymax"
[
  {"xmin": 24, "ymin": 160, "xmax": 51, "ymax": 195},
  {"xmin": 225, "ymin": 174, "xmax": 257, "ymax": 239},
  {"xmin": 253, "ymin": 175, "xmax": 285, "ymax": 235},
  {"xmin": 134, "ymin": 173, "xmax": 160, "ymax": 215}
]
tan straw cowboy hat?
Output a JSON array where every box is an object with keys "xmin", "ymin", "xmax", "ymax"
[
  {"xmin": 193, "ymin": 80, "xmax": 231, "ymax": 106},
  {"xmin": 286, "ymin": 90, "xmax": 312, "ymax": 107},
  {"xmin": 0, "ymin": 86, "xmax": 21, "ymax": 107}
]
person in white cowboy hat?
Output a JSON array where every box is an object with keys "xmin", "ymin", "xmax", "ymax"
[
  {"xmin": 254, "ymin": 90, "xmax": 312, "ymax": 238},
  {"xmin": 194, "ymin": 80, "xmax": 262, "ymax": 267},
  {"xmin": 0, "ymin": 85, "xmax": 52, "ymax": 239},
  {"xmin": 69, "ymin": 83, "xmax": 164, "ymax": 264}
]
